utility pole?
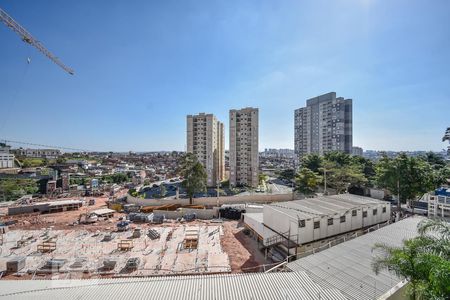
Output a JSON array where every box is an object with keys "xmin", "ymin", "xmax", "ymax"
[{"xmin": 323, "ymin": 167, "xmax": 327, "ymax": 195}]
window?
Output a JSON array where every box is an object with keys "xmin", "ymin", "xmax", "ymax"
[
  {"xmin": 298, "ymin": 220, "xmax": 305, "ymax": 228},
  {"xmin": 363, "ymin": 211, "xmax": 368, "ymax": 218},
  {"xmin": 327, "ymin": 218, "xmax": 333, "ymax": 226},
  {"xmin": 314, "ymin": 221, "xmax": 320, "ymax": 229},
  {"xmin": 352, "ymin": 210, "xmax": 357, "ymax": 217},
  {"xmin": 373, "ymin": 209, "xmax": 378, "ymax": 216},
  {"xmin": 340, "ymin": 216, "xmax": 346, "ymax": 223},
  {"xmin": 382, "ymin": 207, "xmax": 386, "ymax": 213}
]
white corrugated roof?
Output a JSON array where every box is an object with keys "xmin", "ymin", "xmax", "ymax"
[
  {"xmin": 0, "ymin": 272, "xmax": 347, "ymax": 300},
  {"xmin": 0, "ymin": 217, "xmax": 422, "ymax": 300},
  {"xmin": 286, "ymin": 216, "xmax": 424, "ymax": 300},
  {"xmin": 267, "ymin": 194, "xmax": 388, "ymax": 220}
]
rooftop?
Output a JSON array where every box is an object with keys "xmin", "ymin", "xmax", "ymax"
[
  {"xmin": 0, "ymin": 217, "xmax": 423, "ymax": 300},
  {"xmin": 286, "ymin": 216, "xmax": 424, "ymax": 300},
  {"xmin": 267, "ymin": 194, "xmax": 388, "ymax": 220}
]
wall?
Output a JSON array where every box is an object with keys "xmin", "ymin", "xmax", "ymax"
[
  {"xmin": 263, "ymin": 202, "xmax": 391, "ymax": 245},
  {"xmin": 126, "ymin": 193, "xmax": 294, "ymax": 207},
  {"xmin": 153, "ymin": 207, "xmax": 217, "ymax": 220}
]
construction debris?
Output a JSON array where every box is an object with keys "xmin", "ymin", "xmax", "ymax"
[
  {"xmin": 116, "ymin": 221, "xmax": 130, "ymax": 231},
  {"xmin": 6, "ymin": 257, "xmax": 26, "ymax": 272},
  {"xmin": 125, "ymin": 257, "xmax": 140, "ymax": 270},
  {"xmin": 147, "ymin": 229, "xmax": 160, "ymax": 240},
  {"xmin": 131, "ymin": 228, "xmax": 141, "ymax": 238}
]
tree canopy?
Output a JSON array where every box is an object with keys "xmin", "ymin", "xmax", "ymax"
[
  {"xmin": 372, "ymin": 219, "xmax": 450, "ymax": 299},
  {"xmin": 289, "ymin": 151, "xmax": 449, "ymax": 199},
  {"xmin": 295, "ymin": 167, "xmax": 322, "ymax": 197},
  {"xmin": 179, "ymin": 153, "xmax": 207, "ymax": 204}
]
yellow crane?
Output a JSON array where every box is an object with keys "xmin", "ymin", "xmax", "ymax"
[{"xmin": 0, "ymin": 7, "xmax": 74, "ymax": 75}]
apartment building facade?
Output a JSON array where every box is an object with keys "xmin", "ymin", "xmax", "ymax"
[
  {"xmin": 295, "ymin": 92, "xmax": 352, "ymax": 158},
  {"xmin": 0, "ymin": 143, "xmax": 15, "ymax": 169},
  {"xmin": 13, "ymin": 148, "xmax": 61, "ymax": 159},
  {"xmin": 229, "ymin": 107, "xmax": 259, "ymax": 187},
  {"xmin": 186, "ymin": 113, "xmax": 225, "ymax": 187}
]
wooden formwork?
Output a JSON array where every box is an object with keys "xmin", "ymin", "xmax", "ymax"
[
  {"xmin": 117, "ymin": 239, "xmax": 133, "ymax": 251},
  {"xmin": 183, "ymin": 227, "xmax": 199, "ymax": 249},
  {"xmin": 38, "ymin": 240, "xmax": 56, "ymax": 253}
]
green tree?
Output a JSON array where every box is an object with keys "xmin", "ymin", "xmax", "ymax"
[
  {"xmin": 351, "ymin": 155, "xmax": 376, "ymax": 185},
  {"xmin": 323, "ymin": 151, "xmax": 351, "ymax": 167},
  {"xmin": 325, "ymin": 162, "xmax": 367, "ymax": 194},
  {"xmin": 159, "ymin": 184, "xmax": 166, "ymax": 198},
  {"xmin": 179, "ymin": 153, "xmax": 207, "ymax": 204},
  {"xmin": 295, "ymin": 168, "xmax": 322, "ymax": 197},
  {"xmin": 372, "ymin": 219, "xmax": 450, "ymax": 299},
  {"xmin": 375, "ymin": 154, "xmax": 436, "ymax": 207},
  {"xmin": 301, "ymin": 154, "xmax": 323, "ymax": 173},
  {"xmin": 0, "ymin": 179, "xmax": 38, "ymax": 202},
  {"xmin": 259, "ymin": 173, "xmax": 269, "ymax": 185},
  {"xmin": 278, "ymin": 169, "xmax": 295, "ymax": 181},
  {"xmin": 422, "ymin": 152, "xmax": 446, "ymax": 170}
]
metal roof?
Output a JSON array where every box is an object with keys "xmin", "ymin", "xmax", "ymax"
[
  {"xmin": 286, "ymin": 216, "xmax": 424, "ymax": 300},
  {"xmin": 90, "ymin": 208, "xmax": 115, "ymax": 215},
  {"xmin": 0, "ymin": 271, "xmax": 347, "ymax": 300},
  {"xmin": 0, "ymin": 216, "xmax": 422, "ymax": 300},
  {"xmin": 267, "ymin": 194, "xmax": 388, "ymax": 220}
]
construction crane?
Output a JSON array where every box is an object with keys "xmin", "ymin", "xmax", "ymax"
[{"xmin": 0, "ymin": 7, "xmax": 74, "ymax": 75}]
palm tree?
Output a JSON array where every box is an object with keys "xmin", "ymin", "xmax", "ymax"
[{"xmin": 371, "ymin": 219, "xmax": 450, "ymax": 299}]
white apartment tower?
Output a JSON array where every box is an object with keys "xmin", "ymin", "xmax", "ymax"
[
  {"xmin": 229, "ymin": 107, "xmax": 259, "ymax": 188},
  {"xmin": 295, "ymin": 92, "xmax": 353, "ymax": 158},
  {"xmin": 187, "ymin": 113, "xmax": 225, "ymax": 187}
]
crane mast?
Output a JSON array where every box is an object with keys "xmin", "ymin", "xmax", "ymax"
[{"xmin": 0, "ymin": 7, "xmax": 74, "ymax": 75}]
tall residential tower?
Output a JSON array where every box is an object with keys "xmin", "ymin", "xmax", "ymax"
[
  {"xmin": 187, "ymin": 113, "xmax": 225, "ymax": 187},
  {"xmin": 229, "ymin": 107, "xmax": 259, "ymax": 187},
  {"xmin": 295, "ymin": 92, "xmax": 352, "ymax": 158}
]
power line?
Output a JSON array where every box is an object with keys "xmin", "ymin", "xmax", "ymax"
[{"xmin": 0, "ymin": 138, "xmax": 93, "ymax": 152}]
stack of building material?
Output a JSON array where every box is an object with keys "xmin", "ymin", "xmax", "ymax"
[
  {"xmin": 141, "ymin": 204, "xmax": 179, "ymax": 213},
  {"xmin": 131, "ymin": 228, "xmax": 141, "ymax": 238},
  {"xmin": 37, "ymin": 239, "xmax": 56, "ymax": 253},
  {"xmin": 102, "ymin": 233, "xmax": 113, "ymax": 242},
  {"xmin": 147, "ymin": 229, "xmax": 160, "ymax": 240},
  {"xmin": 103, "ymin": 259, "xmax": 117, "ymax": 270},
  {"xmin": 219, "ymin": 207, "xmax": 245, "ymax": 220},
  {"xmin": 183, "ymin": 227, "xmax": 199, "ymax": 249},
  {"xmin": 152, "ymin": 214, "xmax": 165, "ymax": 224},
  {"xmin": 43, "ymin": 259, "xmax": 66, "ymax": 271},
  {"xmin": 116, "ymin": 221, "xmax": 130, "ymax": 231},
  {"xmin": 70, "ymin": 258, "xmax": 86, "ymax": 269},
  {"xmin": 183, "ymin": 213, "xmax": 196, "ymax": 222},
  {"xmin": 117, "ymin": 239, "xmax": 133, "ymax": 251},
  {"xmin": 128, "ymin": 213, "xmax": 152, "ymax": 223},
  {"xmin": 125, "ymin": 257, "xmax": 140, "ymax": 270},
  {"xmin": 6, "ymin": 257, "xmax": 26, "ymax": 273}
]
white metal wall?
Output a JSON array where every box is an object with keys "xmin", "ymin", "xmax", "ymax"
[{"xmin": 263, "ymin": 202, "xmax": 390, "ymax": 245}]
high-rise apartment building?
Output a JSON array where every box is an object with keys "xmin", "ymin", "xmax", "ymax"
[
  {"xmin": 229, "ymin": 107, "xmax": 259, "ymax": 187},
  {"xmin": 295, "ymin": 92, "xmax": 352, "ymax": 158},
  {"xmin": 186, "ymin": 113, "xmax": 225, "ymax": 187},
  {"xmin": 352, "ymin": 146, "xmax": 363, "ymax": 156}
]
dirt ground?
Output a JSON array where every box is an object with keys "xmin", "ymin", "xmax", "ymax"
[
  {"xmin": 1, "ymin": 194, "xmax": 272, "ymax": 276},
  {"xmin": 0, "ymin": 195, "xmax": 125, "ymax": 232},
  {"xmin": 220, "ymin": 221, "xmax": 271, "ymax": 272}
]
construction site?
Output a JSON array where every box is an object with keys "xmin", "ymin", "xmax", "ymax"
[
  {"xmin": 0, "ymin": 224, "xmax": 232, "ymax": 279},
  {"xmin": 0, "ymin": 193, "xmax": 271, "ymax": 280}
]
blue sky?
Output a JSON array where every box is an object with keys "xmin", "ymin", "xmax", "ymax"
[{"xmin": 0, "ymin": 0, "xmax": 449, "ymax": 152}]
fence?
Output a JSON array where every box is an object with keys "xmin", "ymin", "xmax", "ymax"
[{"xmin": 126, "ymin": 193, "xmax": 294, "ymax": 207}]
